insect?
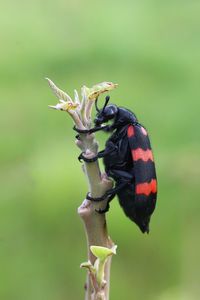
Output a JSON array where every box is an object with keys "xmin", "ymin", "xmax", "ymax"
[{"xmin": 74, "ymin": 96, "xmax": 157, "ymax": 233}]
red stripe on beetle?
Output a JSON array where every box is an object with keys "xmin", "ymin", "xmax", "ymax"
[
  {"xmin": 127, "ymin": 125, "xmax": 135, "ymax": 137},
  {"xmin": 136, "ymin": 179, "xmax": 157, "ymax": 196},
  {"xmin": 141, "ymin": 127, "xmax": 147, "ymax": 136},
  {"xmin": 132, "ymin": 148, "xmax": 153, "ymax": 162}
]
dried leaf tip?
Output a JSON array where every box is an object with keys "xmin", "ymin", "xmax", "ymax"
[
  {"xmin": 85, "ymin": 81, "xmax": 118, "ymax": 100},
  {"xmin": 48, "ymin": 102, "xmax": 78, "ymax": 111}
]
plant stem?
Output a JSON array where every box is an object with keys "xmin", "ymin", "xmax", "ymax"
[
  {"xmin": 47, "ymin": 79, "xmax": 117, "ymax": 300},
  {"xmin": 77, "ymin": 133, "xmax": 114, "ymax": 300}
]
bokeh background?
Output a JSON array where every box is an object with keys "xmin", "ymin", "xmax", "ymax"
[{"xmin": 1, "ymin": 1, "xmax": 200, "ymax": 299}]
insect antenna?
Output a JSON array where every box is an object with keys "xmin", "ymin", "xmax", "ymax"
[
  {"xmin": 95, "ymin": 97, "xmax": 100, "ymax": 112},
  {"xmin": 102, "ymin": 95, "xmax": 110, "ymax": 112}
]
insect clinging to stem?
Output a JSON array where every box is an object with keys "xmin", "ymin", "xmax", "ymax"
[{"xmin": 74, "ymin": 95, "xmax": 157, "ymax": 233}]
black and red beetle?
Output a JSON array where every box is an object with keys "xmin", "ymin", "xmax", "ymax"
[{"xmin": 75, "ymin": 96, "xmax": 157, "ymax": 233}]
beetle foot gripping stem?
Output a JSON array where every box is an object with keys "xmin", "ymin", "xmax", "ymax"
[
  {"xmin": 73, "ymin": 125, "xmax": 108, "ymax": 134},
  {"xmin": 78, "ymin": 153, "xmax": 98, "ymax": 163},
  {"xmin": 86, "ymin": 192, "xmax": 115, "ymax": 214},
  {"xmin": 96, "ymin": 202, "xmax": 111, "ymax": 214},
  {"xmin": 73, "ymin": 126, "xmax": 93, "ymax": 134}
]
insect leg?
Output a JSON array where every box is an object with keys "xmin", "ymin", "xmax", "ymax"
[
  {"xmin": 78, "ymin": 153, "xmax": 98, "ymax": 163},
  {"xmin": 96, "ymin": 193, "xmax": 115, "ymax": 214},
  {"xmin": 103, "ymin": 180, "xmax": 130, "ymax": 197},
  {"xmin": 73, "ymin": 125, "xmax": 109, "ymax": 134},
  {"xmin": 86, "ymin": 181, "xmax": 128, "ymax": 203},
  {"xmin": 78, "ymin": 143, "xmax": 117, "ymax": 163},
  {"xmin": 97, "ymin": 145, "xmax": 118, "ymax": 158},
  {"xmin": 108, "ymin": 169, "xmax": 134, "ymax": 181},
  {"xmin": 95, "ymin": 181, "xmax": 130, "ymax": 214}
]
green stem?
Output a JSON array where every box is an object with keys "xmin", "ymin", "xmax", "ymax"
[{"xmin": 96, "ymin": 259, "xmax": 106, "ymax": 288}]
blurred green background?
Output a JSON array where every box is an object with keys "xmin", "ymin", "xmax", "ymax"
[{"xmin": 0, "ymin": 0, "xmax": 200, "ymax": 299}]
